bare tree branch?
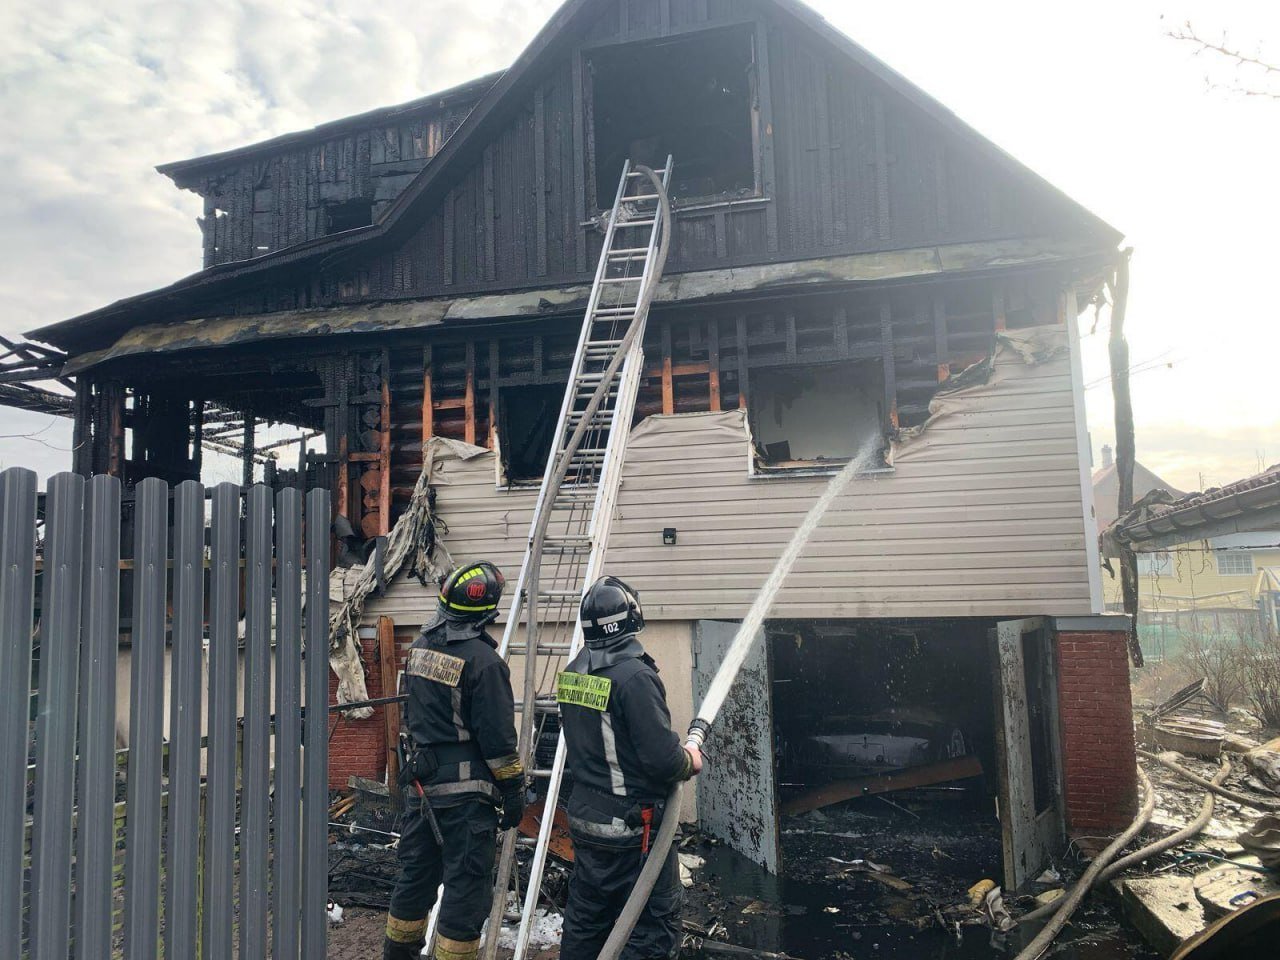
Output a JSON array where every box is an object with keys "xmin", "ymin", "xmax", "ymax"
[{"xmin": 1169, "ymin": 20, "xmax": 1280, "ymax": 100}]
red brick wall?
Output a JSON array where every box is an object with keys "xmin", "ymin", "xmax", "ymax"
[
  {"xmin": 1055, "ymin": 630, "xmax": 1138, "ymax": 833},
  {"xmin": 328, "ymin": 631, "xmax": 415, "ymax": 788}
]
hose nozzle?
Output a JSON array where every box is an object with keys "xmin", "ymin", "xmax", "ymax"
[{"xmin": 685, "ymin": 719, "xmax": 711, "ymax": 750}]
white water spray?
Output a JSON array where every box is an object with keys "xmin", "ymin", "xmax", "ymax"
[{"xmin": 686, "ymin": 432, "xmax": 885, "ymax": 746}]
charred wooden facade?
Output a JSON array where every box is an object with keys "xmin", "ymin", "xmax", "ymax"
[{"xmin": 31, "ymin": 0, "xmax": 1120, "ymax": 549}]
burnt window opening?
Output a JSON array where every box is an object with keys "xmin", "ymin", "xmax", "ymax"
[
  {"xmin": 589, "ymin": 27, "xmax": 758, "ymax": 209},
  {"xmin": 325, "ymin": 198, "xmax": 374, "ymax": 234},
  {"xmin": 748, "ymin": 361, "xmax": 886, "ymax": 471},
  {"xmin": 498, "ymin": 383, "xmax": 563, "ymax": 484}
]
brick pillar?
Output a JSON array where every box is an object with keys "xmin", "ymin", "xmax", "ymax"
[
  {"xmin": 1055, "ymin": 630, "xmax": 1138, "ymax": 833},
  {"xmin": 327, "ymin": 632, "xmax": 414, "ymax": 788}
]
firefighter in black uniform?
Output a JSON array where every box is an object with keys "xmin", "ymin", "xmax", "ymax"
[
  {"xmin": 383, "ymin": 561, "xmax": 527, "ymax": 960},
  {"xmin": 557, "ymin": 576, "xmax": 703, "ymax": 960}
]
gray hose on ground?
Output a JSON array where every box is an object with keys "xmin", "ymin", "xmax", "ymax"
[
  {"xmin": 1017, "ymin": 758, "xmax": 1229, "ymax": 927},
  {"xmin": 596, "ymin": 782, "xmax": 684, "ymax": 960},
  {"xmin": 1100, "ymin": 757, "xmax": 1230, "ymax": 883},
  {"xmin": 1137, "ymin": 748, "xmax": 1280, "ymax": 811},
  {"xmin": 1012, "ymin": 768, "xmax": 1155, "ymax": 960}
]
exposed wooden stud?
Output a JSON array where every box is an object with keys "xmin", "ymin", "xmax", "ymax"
[
  {"xmin": 488, "ymin": 339, "xmax": 500, "ymax": 449},
  {"xmin": 784, "ymin": 313, "xmax": 797, "ymax": 360},
  {"xmin": 833, "ymin": 307, "xmax": 849, "ymax": 357},
  {"xmin": 242, "ymin": 416, "xmax": 255, "ymax": 488},
  {"xmin": 464, "ymin": 341, "xmax": 477, "ymax": 445},
  {"xmin": 378, "ymin": 349, "xmax": 391, "ymax": 535},
  {"xmin": 659, "ymin": 0, "xmax": 671, "ymax": 34},
  {"xmin": 879, "ymin": 302, "xmax": 898, "ymax": 429},
  {"xmin": 107, "ymin": 385, "xmax": 125, "ymax": 479},
  {"xmin": 714, "ymin": 210, "xmax": 728, "ymax": 259},
  {"xmin": 661, "ymin": 322, "xmax": 674, "ymax": 415},
  {"xmin": 736, "ymin": 315, "xmax": 750, "ymax": 410},
  {"xmin": 421, "ymin": 345, "xmax": 434, "ymax": 443},
  {"xmin": 534, "ymin": 89, "xmax": 548, "ymax": 277},
  {"xmin": 993, "ymin": 289, "xmax": 1007, "ymax": 332},
  {"xmin": 336, "ymin": 435, "xmax": 350, "ymax": 520},
  {"xmin": 708, "ymin": 319, "xmax": 722, "ymax": 412},
  {"xmin": 191, "ymin": 399, "xmax": 204, "ymax": 475},
  {"xmin": 933, "ymin": 295, "xmax": 950, "ymax": 382},
  {"xmin": 377, "ymin": 617, "xmax": 400, "ymax": 790}
]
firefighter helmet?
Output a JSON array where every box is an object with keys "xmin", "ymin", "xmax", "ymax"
[
  {"xmin": 580, "ymin": 576, "xmax": 645, "ymax": 646},
  {"xmin": 438, "ymin": 561, "xmax": 505, "ymax": 621}
]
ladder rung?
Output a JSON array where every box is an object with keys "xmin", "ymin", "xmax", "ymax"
[
  {"xmin": 509, "ymin": 643, "xmax": 574, "ymax": 654},
  {"xmin": 587, "ymin": 339, "xmax": 624, "ymax": 348},
  {"xmin": 513, "ymin": 700, "xmax": 561, "ymax": 714},
  {"xmin": 538, "ymin": 589, "xmax": 582, "ymax": 598},
  {"xmin": 627, "ymin": 168, "xmax": 668, "ymax": 178},
  {"xmin": 600, "ymin": 276, "xmax": 642, "ymax": 284},
  {"xmin": 592, "ymin": 306, "xmax": 637, "ymax": 316},
  {"xmin": 616, "ymin": 218, "xmax": 656, "ymax": 228},
  {"xmin": 624, "ymin": 193, "xmax": 660, "ymax": 202},
  {"xmin": 530, "ymin": 768, "xmax": 555, "ymax": 778},
  {"xmin": 608, "ymin": 247, "xmax": 649, "ymax": 256}
]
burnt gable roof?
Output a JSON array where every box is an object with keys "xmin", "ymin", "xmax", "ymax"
[{"xmin": 33, "ymin": 0, "xmax": 1120, "ymax": 350}]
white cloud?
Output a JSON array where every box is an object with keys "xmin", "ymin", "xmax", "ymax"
[{"xmin": 0, "ymin": 0, "xmax": 1276, "ymax": 482}]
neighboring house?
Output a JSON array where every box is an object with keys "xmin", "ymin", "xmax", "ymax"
[
  {"xmin": 1107, "ymin": 462, "xmax": 1280, "ymax": 654},
  {"xmin": 17, "ymin": 0, "xmax": 1137, "ymax": 885},
  {"xmin": 1092, "ymin": 447, "xmax": 1280, "ymax": 654}
]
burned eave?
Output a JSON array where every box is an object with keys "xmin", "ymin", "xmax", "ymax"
[
  {"xmin": 57, "ymin": 236, "xmax": 1115, "ymax": 372},
  {"xmin": 1106, "ymin": 464, "xmax": 1280, "ymax": 551}
]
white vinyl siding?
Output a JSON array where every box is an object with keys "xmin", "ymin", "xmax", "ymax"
[{"xmin": 363, "ymin": 326, "xmax": 1093, "ymax": 627}]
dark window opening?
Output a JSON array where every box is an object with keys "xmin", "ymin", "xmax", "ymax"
[
  {"xmin": 325, "ymin": 198, "xmax": 373, "ymax": 234},
  {"xmin": 748, "ymin": 361, "xmax": 886, "ymax": 470},
  {"xmin": 498, "ymin": 383, "xmax": 563, "ymax": 484},
  {"xmin": 590, "ymin": 27, "xmax": 757, "ymax": 208}
]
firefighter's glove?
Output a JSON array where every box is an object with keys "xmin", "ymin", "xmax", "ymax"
[{"xmin": 498, "ymin": 778, "xmax": 527, "ymax": 831}]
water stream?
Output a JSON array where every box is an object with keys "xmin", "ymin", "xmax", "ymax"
[{"xmin": 692, "ymin": 433, "xmax": 886, "ymax": 733}]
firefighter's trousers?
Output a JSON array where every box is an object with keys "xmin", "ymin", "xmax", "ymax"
[
  {"xmin": 383, "ymin": 799, "xmax": 498, "ymax": 960},
  {"xmin": 559, "ymin": 834, "xmax": 682, "ymax": 960}
]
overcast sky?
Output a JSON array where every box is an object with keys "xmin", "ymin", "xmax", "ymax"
[{"xmin": 1, "ymin": 0, "xmax": 1276, "ymax": 491}]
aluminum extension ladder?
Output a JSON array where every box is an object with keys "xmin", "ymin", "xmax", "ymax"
[{"xmin": 473, "ymin": 157, "xmax": 675, "ymax": 960}]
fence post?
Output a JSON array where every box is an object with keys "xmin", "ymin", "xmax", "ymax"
[
  {"xmin": 274, "ymin": 487, "xmax": 304, "ymax": 960},
  {"xmin": 0, "ymin": 468, "xmax": 38, "ymax": 960},
  {"xmin": 241, "ymin": 485, "xmax": 273, "ymax": 958},
  {"xmin": 30, "ymin": 472, "xmax": 86, "ymax": 960},
  {"xmin": 77, "ymin": 474, "xmax": 124, "ymax": 958},
  {"xmin": 203, "ymin": 483, "xmax": 241, "ymax": 960},
  {"xmin": 301, "ymin": 488, "xmax": 331, "ymax": 957},
  {"xmin": 123, "ymin": 476, "xmax": 166, "ymax": 959},
  {"xmin": 166, "ymin": 480, "xmax": 206, "ymax": 958}
]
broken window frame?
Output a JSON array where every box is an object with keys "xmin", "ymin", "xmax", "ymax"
[
  {"xmin": 583, "ymin": 23, "xmax": 765, "ymax": 212},
  {"xmin": 745, "ymin": 358, "xmax": 891, "ymax": 476}
]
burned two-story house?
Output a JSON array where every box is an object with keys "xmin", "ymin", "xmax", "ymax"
[{"xmin": 23, "ymin": 0, "xmax": 1137, "ymax": 888}]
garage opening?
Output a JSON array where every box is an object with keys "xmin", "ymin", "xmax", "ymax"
[
  {"xmin": 588, "ymin": 26, "xmax": 758, "ymax": 208},
  {"xmin": 747, "ymin": 360, "xmax": 886, "ymax": 470},
  {"xmin": 691, "ymin": 617, "xmax": 1067, "ymax": 954}
]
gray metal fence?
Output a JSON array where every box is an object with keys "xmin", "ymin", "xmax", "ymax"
[{"xmin": 0, "ymin": 470, "xmax": 331, "ymax": 959}]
